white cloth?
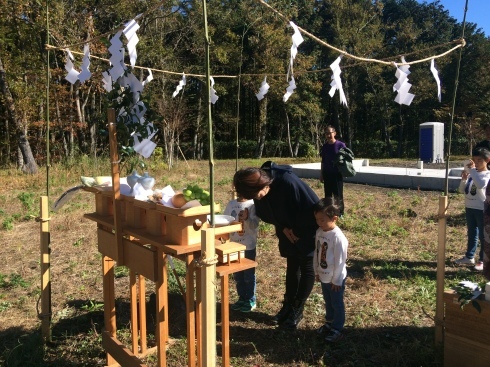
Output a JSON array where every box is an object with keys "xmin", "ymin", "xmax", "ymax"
[
  {"xmin": 224, "ymin": 199, "xmax": 259, "ymax": 250},
  {"xmin": 314, "ymin": 226, "xmax": 348, "ymax": 286},
  {"xmin": 459, "ymin": 168, "xmax": 490, "ymax": 210}
]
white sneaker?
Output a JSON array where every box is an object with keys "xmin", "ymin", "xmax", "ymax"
[
  {"xmin": 454, "ymin": 256, "xmax": 475, "ymax": 265},
  {"xmin": 474, "ymin": 261, "xmax": 484, "ymax": 271}
]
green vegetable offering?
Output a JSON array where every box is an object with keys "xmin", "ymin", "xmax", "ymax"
[{"xmin": 183, "ymin": 184, "xmax": 211, "ymax": 206}]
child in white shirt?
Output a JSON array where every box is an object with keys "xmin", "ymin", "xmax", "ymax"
[
  {"xmin": 456, "ymin": 147, "xmax": 490, "ymax": 271},
  {"xmin": 313, "ymin": 198, "xmax": 348, "ymax": 343},
  {"xmin": 224, "ymin": 196, "xmax": 260, "ymax": 312}
]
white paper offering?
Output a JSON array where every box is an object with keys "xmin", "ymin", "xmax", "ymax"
[
  {"xmin": 78, "ymin": 44, "xmax": 92, "ymax": 83},
  {"xmin": 123, "ymin": 19, "xmax": 140, "ymax": 67},
  {"xmin": 430, "ymin": 58, "xmax": 442, "ymax": 102},
  {"xmin": 283, "ymin": 77, "xmax": 296, "ymax": 102},
  {"xmin": 64, "ymin": 49, "xmax": 80, "ymax": 84},
  {"xmin": 172, "ymin": 73, "xmax": 187, "ymax": 98},
  {"xmin": 329, "ymin": 55, "xmax": 347, "ymax": 107},
  {"xmin": 108, "ymin": 31, "xmax": 126, "ymax": 80},
  {"xmin": 393, "ymin": 56, "xmax": 415, "ymax": 106},
  {"xmin": 256, "ymin": 76, "xmax": 270, "ymax": 101},
  {"xmin": 210, "ymin": 76, "xmax": 219, "ymax": 104}
]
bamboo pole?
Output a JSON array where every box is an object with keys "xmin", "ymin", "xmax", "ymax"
[
  {"xmin": 435, "ymin": 195, "xmax": 448, "ymax": 345},
  {"xmin": 39, "ymin": 196, "xmax": 51, "ymax": 343},
  {"xmin": 200, "ymin": 1, "xmax": 217, "ymax": 365},
  {"xmin": 200, "ymin": 229, "xmax": 216, "ymax": 367}
]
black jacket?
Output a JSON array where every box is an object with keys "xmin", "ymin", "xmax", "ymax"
[{"xmin": 254, "ymin": 163, "xmax": 319, "ymax": 258}]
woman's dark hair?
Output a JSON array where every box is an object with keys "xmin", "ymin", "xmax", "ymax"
[
  {"xmin": 472, "ymin": 147, "xmax": 490, "ymax": 160},
  {"xmin": 233, "ymin": 168, "xmax": 273, "ymax": 200},
  {"xmin": 313, "ymin": 197, "xmax": 341, "ymax": 218}
]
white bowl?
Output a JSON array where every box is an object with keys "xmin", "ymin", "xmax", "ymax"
[{"xmin": 207, "ymin": 215, "xmax": 235, "ymax": 227}]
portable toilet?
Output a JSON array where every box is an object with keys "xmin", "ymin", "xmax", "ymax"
[{"xmin": 419, "ymin": 122, "xmax": 444, "ymax": 163}]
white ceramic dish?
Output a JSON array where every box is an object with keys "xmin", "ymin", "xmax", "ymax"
[{"xmin": 207, "ymin": 214, "xmax": 235, "ymax": 227}]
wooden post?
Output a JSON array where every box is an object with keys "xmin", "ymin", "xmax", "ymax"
[
  {"xmin": 200, "ymin": 228, "xmax": 216, "ymax": 367},
  {"xmin": 103, "ymin": 255, "xmax": 117, "ymax": 366},
  {"xmin": 40, "ymin": 196, "xmax": 51, "ymax": 343},
  {"xmin": 221, "ymin": 275, "xmax": 230, "ymax": 367},
  {"xmin": 186, "ymin": 254, "xmax": 196, "ymax": 367},
  {"xmin": 435, "ymin": 195, "xmax": 447, "ymax": 345},
  {"xmin": 108, "ymin": 108, "xmax": 124, "ymax": 261}
]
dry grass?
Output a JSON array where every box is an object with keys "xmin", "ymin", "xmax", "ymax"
[{"xmin": 0, "ymin": 157, "xmax": 486, "ymax": 367}]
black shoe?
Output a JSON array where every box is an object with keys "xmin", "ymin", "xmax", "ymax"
[
  {"xmin": 282, "ymin": 307, "xmax": 304, "ymax": 329},
  {"xmin": 272, "ymin": 301, "xmax": 292, "ymax": 324},
  {"xmin": 282, "ymin": 298, "xmax": 306, "ymax": 329}
]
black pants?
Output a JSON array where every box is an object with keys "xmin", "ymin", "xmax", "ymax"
[
  {"xmin": 323, "ymin": 172, "xmax": 344, "ymax": 215},
  {"xmin": 285, "ymin": 254, "xmax": 315, "ymax": 303}
]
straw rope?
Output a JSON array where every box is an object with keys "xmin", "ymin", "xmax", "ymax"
[{"xmin": 44, "ymin": 0, "xmax": 466, "ymax": 79}]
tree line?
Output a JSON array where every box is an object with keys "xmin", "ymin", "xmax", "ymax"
[{"xmin": 1, "ymin": 0, "xmax": 489, "ymax": 173}]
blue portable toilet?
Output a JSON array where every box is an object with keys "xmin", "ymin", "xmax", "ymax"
[{"xmin": 419, "ymin": 122, "xmax": 444, "ymax": 163}]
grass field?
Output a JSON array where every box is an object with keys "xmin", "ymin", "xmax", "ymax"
[{"xmin": 0, "ymin": 157, "xmax": 487, "ymax": 366}]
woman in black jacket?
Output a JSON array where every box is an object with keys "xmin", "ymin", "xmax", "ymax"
[{"xmin": 233, "ymin": 161, "xmax": 319, "ymax": 329}]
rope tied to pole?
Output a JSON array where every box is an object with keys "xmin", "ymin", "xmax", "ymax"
[
  {"xmin": 194, "ymin": 251, "xmax": 218, "ymax": 267},
  {"xmin": 32, "ymin": 215, "xmax": 52, "ymax": 222}
]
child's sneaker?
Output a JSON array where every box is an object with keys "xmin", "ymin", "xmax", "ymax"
[
  {"xmin": 231, "ymin": 300, "xmax": 245, "ymax": 311},
  {"xmin": 454, "ymin": 256, "xmax": 475, "ymax": 265},
  {"xmin": 316, "ymin": 322, "xmax": 332, "ymax": 335},
  {"xmin": 239, "ymin": 300, "xmax": 256, "ymax": 313},
  {"xmin": 474, "ymin": 261, "xmax": 484, "ymax": 271},
  {"xmin": 325, "ymin": 329, "xmax": 343, "ymax": 343}
]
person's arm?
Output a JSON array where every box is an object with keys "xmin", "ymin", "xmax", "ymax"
[
  {"xmin": 331, "ymin": 235, "xmax": 348, "ymax": 288},
  {"xmin": 313, "ymin": 234, "xmax": 319, "ymax": 277},
  {"xmin": 470, "ymin": 169, "xmax": 490, "ymax": 189},
  {"xmin": 459, "ymin": 174, "xmax": 468, "ymax": 192}
]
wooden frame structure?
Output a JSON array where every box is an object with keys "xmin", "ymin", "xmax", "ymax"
[{"xmin": 81, "ymin": 109, "xmax": 256, "ymax": 366}]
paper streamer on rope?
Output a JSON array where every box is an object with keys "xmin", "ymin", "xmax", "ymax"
[
  {"xmin": 102, "ymin": 72, "xmax": 112, "ymax": 92},
  {"xmin": 256, "ymin": 77, "xmax": 270, "ymax": 101},
  {"xmin": 210, "ymin": 76, "xmax": 219, "ymax": 104},
  {"xmin": 123, "ymin": 19, "xmax": 140, "ymax": 67},
  {"xmin": 64, "ymin": 49, "xmax": 80, "ymax": 84},
  {"xmin": 289, "ymin": 21, "xmax": 304, "ymax": 72},
  {"xmin": 430, "ymin": 58, "xmax": 442, "ymax": 102},
  {"xmin": 142, "ymin": 69, "xmax": 153, "ymax": 87},
  {"xmin": 283, "ymin": 77, "xmax": 296, "ymax": 102},
  {"xmin": 393, "ymin": 56, "xmax": 415, "ymax": 106},
  {"xmin": 328, "ymin": 55, "xmax": 347, "ymax": 106},
  {"xmin": 78, "ymin": 44, "xmax": 92, "ymax": 83},
  {"xmin": 133, "ymin": 123, "xmax": 157, "ymax": 158},
  {"xmin": 108, "ymin": 31, "xmax": 126, "ymax": 80},
  {"xmin": 172, "ymin": 73, "xmax": 187, "ymax": 98}
]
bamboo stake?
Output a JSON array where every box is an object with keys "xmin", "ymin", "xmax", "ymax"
[
  {"xmin": 39, "ymin": 196, "xmax": 51, "ymax": 343},
  {"xmin": 201, "ymin": 1, "xmax": 217, "ymax": 365},
  {"xmin": 200, "ymin": 229, "xmax": 216, "ymax": 367},
  {"xmin": 435, "ymin": 196, "xmax": 448, "ymax": 345}
]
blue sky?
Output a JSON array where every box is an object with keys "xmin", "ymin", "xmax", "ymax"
[{"xmin": 418, "ymin": 0, "xmax": 489, "ymax": 35}]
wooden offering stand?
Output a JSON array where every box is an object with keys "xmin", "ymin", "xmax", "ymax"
[
  {"xmin": 83, "ymin": 113, "xmax": 256, "ymax": 367},
  {"xmin": 443, "ymin": 290, "xmax": 490, "ymax": 367}
]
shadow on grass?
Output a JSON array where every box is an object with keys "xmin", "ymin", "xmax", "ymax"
[
  {"xmin": 0, "ymin": 292, "xmax": 187, "ymax": 367},
  {"xmin": 347, "ymin": 258, "xmax": 476, "ymax": 282},
  {"xmin": 225, "ymin": 324, "xmax": 442, "ymax": 367}
]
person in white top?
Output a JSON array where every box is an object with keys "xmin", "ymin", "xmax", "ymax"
[
  {"xmin": 456, "ymin": 147, "xmax": 490, "ymax": 271},
  {"xmin": 224, "ymin": 195, "xmax": 260, "ymax": 312},
  {"xmin": 313, "ymin": 198, "xmax": 348, "ymax": 343}
]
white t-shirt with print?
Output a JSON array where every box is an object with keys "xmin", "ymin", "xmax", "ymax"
[
  {"xmin": 314, "ymin": 226, "xmax": 348, "ymax": 286},
  {"xmin": 459, "ymin": 168, "xmax": 490, "ymax": 210},
  {"xmin": 224, "ymin": 199, "xmax": 259, "ymax": 250}
]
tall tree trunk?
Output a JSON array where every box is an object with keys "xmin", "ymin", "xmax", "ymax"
[
  {"xmin": 193, "ymin": 95, "xmax": 202, "ymax": 160},
  {"xmin": 285, "ymin": 107, "xmax": 293, "ymax": 157},
  {"xmin": 0, "ymin": 56, "xmax": 38, "ymax": 173},
  {"xmin": 90, "ymin": 93, "xmax": 97, "ymax": 155},
  {"xmin": 397, "ymin": 105, "xmax": 404, "ymax": 157},
  {"xmin": 255, "ymin": 95, "xmax": 267, "ymax": 159}
]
